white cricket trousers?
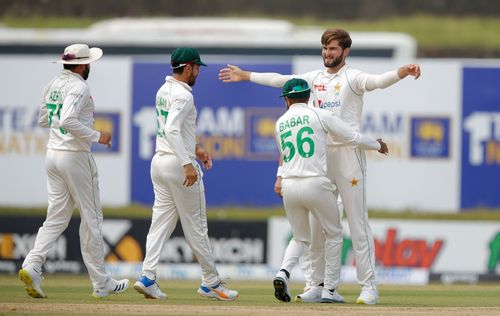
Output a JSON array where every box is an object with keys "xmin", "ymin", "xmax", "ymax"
[
  {"xmin": 23, "ymin": 149, "xmax": 110, "ymax": 290},
  {"xmin": 306, "ymin": 146, "xmax": 377, "ymax": 289},
  {"xmin": 141, "ymin": 153, "xmax": 220, "ymax": 286},
  {"xmin": 280, "ymin": 176, "xmax": 343, "ymax": 290}
]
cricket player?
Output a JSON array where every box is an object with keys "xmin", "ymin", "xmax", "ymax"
[
  {"xmin": 133, "ymin": 47, "xmax": 238, "ymax": 301},
  {"xmin": 219, "ymin": 28, "xmax": 421, "ymax": 304},
  {"xmin": 273, "ymin": 78, "xmax": 388, "ymax": 303},
  {"xmin": 19, "ymin": 44, "xmax": 129, "ymax": 298}
]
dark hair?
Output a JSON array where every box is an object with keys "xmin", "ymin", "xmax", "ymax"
[
  {"xmin": 288, "ymin": 96, "xmax": 310, "ymax": 104},
  {"xmin": 321, "ymin": 28, "xmax": 352, "ymax": 49},
  {"xmin": 63, "ymin": 64, "xmax": 80, "ymax": 70},
  {"xmin": 172, "ymin": 66, "xmax": 186, "ymax": 74}
]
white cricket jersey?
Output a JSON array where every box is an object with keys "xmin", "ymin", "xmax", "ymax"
[
  {"xmin": 155, "ymin": 76, "xmax": 197, "ymax": 166},
  {"xmin": 251, "ymin": 64, "xmax": 400, "ymax": 147},
  {"xmin": 299, "ymin": 66, "xmax": 376, "ymax": 146},
  {"xmin": 38, "ymin": 69, "xmax": 100, "ymax": 152},
  {"xmin": 275, "ymin": 103, "xmax": 380, "ymax": 178}
]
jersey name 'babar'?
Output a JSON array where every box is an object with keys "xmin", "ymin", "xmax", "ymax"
[{"xmin": 279, "ymin": 115, "xmax": 310, "ymax": 132}]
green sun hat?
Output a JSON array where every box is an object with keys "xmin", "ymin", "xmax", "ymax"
[
  {"xmin": 280, "ymin": 78, "xmax": 311, "ymax": 99},
  {"xmin": 170, "ymin": 47, "xmax": 207, "ymax": 69}
]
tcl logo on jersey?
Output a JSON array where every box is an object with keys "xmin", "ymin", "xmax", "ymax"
[
  {"xmin": 314, "ymin": 84, "xmax": 327, "ymax": 91},
  {"xmin": 342, "ymin": 228, "xmax": 443, "ymax": 268}
]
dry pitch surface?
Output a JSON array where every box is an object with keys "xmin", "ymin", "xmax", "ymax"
[{"xmin": 1, "ymin": 275, "xmax": 500, "ymax": 316}]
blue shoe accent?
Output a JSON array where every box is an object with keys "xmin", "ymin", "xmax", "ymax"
[
  {"xmin": 199, "ymin": 285, "xmax": 211, "ymax": 293},
  {"xmin": 138, "ymin": 276, "xmax": 155, "ymax": 287}
]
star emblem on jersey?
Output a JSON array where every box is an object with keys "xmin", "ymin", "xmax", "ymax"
[
  {"xmin": 334, "ymin": 82, "xmax": 341, "ymax": 94},
  {"xmin": 350, "ymin": 177, "xmax": 359, "ymax": 187}
]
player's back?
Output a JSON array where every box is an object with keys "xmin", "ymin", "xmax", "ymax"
[
  {"xmin": 43, "ymin": 70, "xmax": 94, "ymax": 152},
  {"xmin": 275, "ymin": 103, "xmax": 329, "ymax": 178},
  {"xmin": 155, "ymin": 76, "xmax": 196, "ymax": 160}
]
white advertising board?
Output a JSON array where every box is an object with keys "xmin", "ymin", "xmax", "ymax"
[
  {"xmin": 1, "ymin": 54, "xmax": 499, "ymax": 211},
  {"xmin": 0, "ymin": 56, "xmax": 130, "ymax": 206},
  {"xmin": 269, "ymin": 217, "xmax": 500, "ymax": 277}
]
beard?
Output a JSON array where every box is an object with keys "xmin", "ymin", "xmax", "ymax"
[
  {"xmin": 82, "ymin": 65, "xmax": 90, "ymax": 80},
  {"xmin": 323, "ymin": 54, "xmax": 344, "ymax": 68},
  {"xmin": 188, "ymin": 74, "xmax": 197, "ymax": 86}
]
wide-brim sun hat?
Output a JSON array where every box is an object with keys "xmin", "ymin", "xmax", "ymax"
[{"xmin": 54, "ymin": 44, "xmax": 103, "ymax": 65}]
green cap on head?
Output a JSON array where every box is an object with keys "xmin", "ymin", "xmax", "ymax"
[
  {"xmin": 170, "ymin": 47, "xmax": 207, "ymax": 69},
  {"xmin": 280, "ymin": 78, "xmax": 311, "ymax": 99}
]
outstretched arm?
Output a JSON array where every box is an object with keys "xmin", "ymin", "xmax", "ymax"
[
  {"xmin": 219, "ymin": 64, "xmax": 292, "ymax": 88},
  {"xmin": 219, "ymin": 64, "xmax": 251, "ymax": 82},
  {"xmin": 397, "ymin": 64, "xmax": 421, "ymax": 79},
  {"xmin": 364, "ymin": 63, "xmax": 421, "ymax": 91}
]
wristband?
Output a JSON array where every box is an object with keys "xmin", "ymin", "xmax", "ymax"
[{"xmin": 276, "ymin": 166, "xmax": 283, "ymax": 177}]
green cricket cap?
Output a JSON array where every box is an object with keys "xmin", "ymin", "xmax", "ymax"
[
  {"xmin": 280, "ymin": 78, "xmax": 311, "ymax": 99},
  {"xmin": 170, "ymin": 47, "xmax": 207, "ymax": 69}
]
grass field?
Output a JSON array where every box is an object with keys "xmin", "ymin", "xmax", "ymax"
[
  {"xmin": 2, "ymin": 14, "xmax": 500, "ymax": 51},
  {"xmin": 1, "ymin": 275, "xmax": 500, "ymax": 315},
  {"xmin": 1, "ymin": 205, "xmax": 500, "ymax": 221}
]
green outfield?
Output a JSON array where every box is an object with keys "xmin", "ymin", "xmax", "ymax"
[
  {"xmin": 1, "ymin": 275, "xmax": 500, "ymax": 315},
  {"xmin": 2, "ymin": 14, "xmax": 500, "ymax": 51},
  {"xmin": 1, "ymin": 205, "xmax": 500, "ymax": 221}
]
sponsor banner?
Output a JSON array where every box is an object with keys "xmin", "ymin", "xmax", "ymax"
[
  {"xmin": 269, "ymin": 217, "xmax": 500, "ymax": 275},
  {"xmin": 131, "ymin": 61, "xmax": 291, "ymax": 206},
  {"xmin": 461, "ymin": 67, "xmax": 500, "ymax": 208},
  {"xmin": 0, "ymin": 56, "xmax": 130, "ymax": 206},
  {"xmin": 410, "ymin": 116, "xmax": 450, "ymax": 158},
  {"xmin": 91, "ymin": 112, "xmax": 121, "ymax": 153},
  {"xmin": 0, "ymin": 216, "xmax": 267, "ymax": 273},
  {"xmin": 430, "ymin": 272, "xmax": 500, "ymax": 284}
]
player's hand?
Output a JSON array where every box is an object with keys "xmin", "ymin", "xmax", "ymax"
[
  {"xmin": 218, "ymin": 64, "xmax": 251, "ymax": 82},
  {"xmin": 377, "ymin": 139, "xmax": 389, "ymax": 155},
  {"xmin": 183, "ymin": 164, "xmax": 198, "ymax": 187},
  {"xmin": 274, "ymin": 177, "xmax": 283, "ymax": 198},
  {"xmin": 98, "ymin": 131, "xmax": 112, "ymax": 148},
  {"xmin": 196, "ymin": 146, "xmax": 213, "ymax": 170},
  {"xmin": 399, "ymin": 64, "xmax": 421, "ymax": 79}
]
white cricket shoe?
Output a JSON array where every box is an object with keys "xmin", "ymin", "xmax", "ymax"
[
  {"xmin": 295, "ymin": 286, "xmax": 322, "ymax": 303},
  {"xmin": 92, "ymin": 278, "xmax": 129, "ymax": 298},
  {"xmin": 19, "ymin": 267, "xmax": 46, "ymax": 298},
  {"xmin": 197, "ymin": 282, "xmax": 239, "ymax": 301},
  {"xmin": 356, "ymin": 287, "xmax": 379, "ymax": 305},
  {"xmin": 320, "ymin": 288, "xmax": 345, "ymax": 303},
  {"xmin": 272, "ymin": 271, "xmax": 291, "ymax": 302},
  {"xmin": 134, "ymin": 276, "xmax": 167, "ymax": 299}
]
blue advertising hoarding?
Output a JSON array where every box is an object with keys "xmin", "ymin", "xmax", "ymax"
[
  {"xmin": 92, "ymin": 112, "xmax": 121, "ymax": 153},
  {"xmin": 131, "ymin": 61, "xmax": 292, "ymax": 206},
  {"xmin": 461, "ymin": 67, "xmax": 500, "ymax": 209},
  {"xmin": 410, "ymin": 116, "xmax": 450, "ymax": 158}
]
